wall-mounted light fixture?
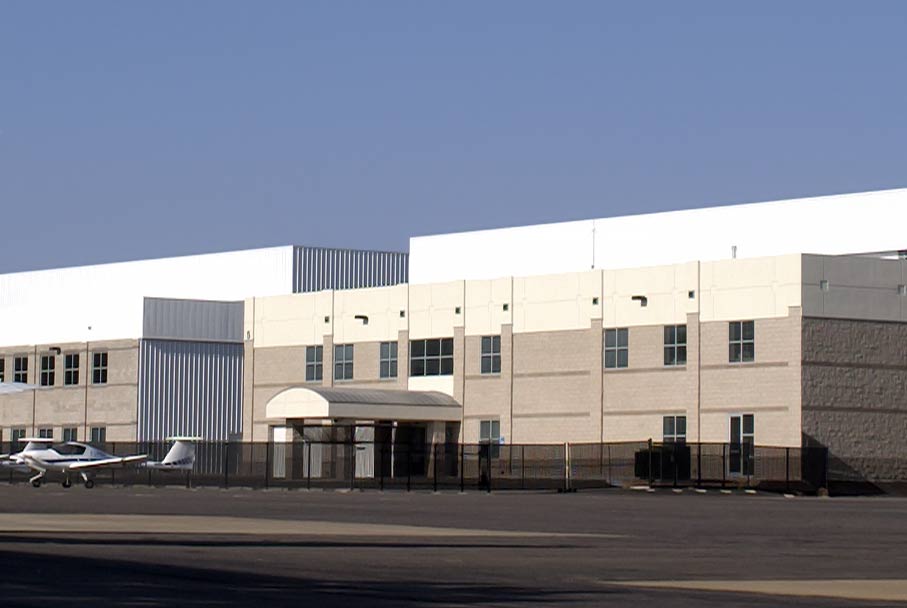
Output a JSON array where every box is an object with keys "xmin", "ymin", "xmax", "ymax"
[
  {"xmin": 354, "ymin": 315, "xmax": 369, "ymax": 325},
  {"xmin": 631, "ymin": 295, "xmax": 648, "ymax": 308}
]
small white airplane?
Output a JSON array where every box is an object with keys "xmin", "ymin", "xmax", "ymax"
[{"xmin": 1, "ymin": 437, "xmax": 200, "ymax": 488}]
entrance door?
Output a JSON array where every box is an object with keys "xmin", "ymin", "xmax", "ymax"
[{"xmin": 729, "ymin": 415, "xmax": 754, "ymax": 476}]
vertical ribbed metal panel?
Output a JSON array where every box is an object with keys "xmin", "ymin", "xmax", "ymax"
[
  {"xmin": 137, "ymin": 339, "xmax": 243, "ymax": 441},
  {"xmin": 292, "ymin": 246, "xmax": 409, "ymax": 293}
]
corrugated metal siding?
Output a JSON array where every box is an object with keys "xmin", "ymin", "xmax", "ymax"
[
  {"xmin": 137, "ymin": 339, "xmax": 243, "ymax": 441},
  {"xmin": 293, "ymin": 247, "xmax": 408, "ymax": 293},
  {"xmin": 143, "ymin": 298, "xmax": 243, "ymax": 342}
]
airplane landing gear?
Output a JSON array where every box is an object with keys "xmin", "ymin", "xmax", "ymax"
[
  {"xmin": 31, "ymin": 478, "xmax": 42, "ymax": 488},
  {"xmin": 80, "ymin": 472, "xmax": 95, "ymax": 489},
  {"xmin": 62, "ymin": 478, "xmax": 72, "ymax": 489}
]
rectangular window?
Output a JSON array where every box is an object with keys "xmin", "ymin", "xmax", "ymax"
[
  {"xmin": 64, "ymin": 353, "xmax": 80, "ymax": 386},
  {"xmin": 379, "ymin": 341, "xmax": 398, "ymax": 379},
  {"xmin": 729, "ymin": 321, "xmax": 755, "ymax": 363},
  {"xmin": 480, "ymin": 336, "xmax": 501, "ymax": 374},
  {"xmin": 11, "ymin": 428, "xmax": 26, "ymax": 448},
  {"xmin": 62, "ymin": 427, "xmax": 78, "ymax": 442},
  {"xmin": 334, "ymin": 344, "xmax": 354, "ymax": 381},
  {"xmin": 38, "ymin": 427, "xmax": 53, "ymax": 439},
  {"xmin": 14, "ymin": 356, "xmax": 28, "ymax": 383},
  {"xmin": 479, "ymin": 419, "xmax": 501, "ymax": 458},
  {"xmin": 90, "ymin": 426, "xmax": 107, "ymax": 444},
  {"xmin": 40, "ymin": 354, "xmax": 55, "ymax": 386},
  {"xmin": 729, "ymin": 414, "xmax": 755, "ymax": 475},
  {"xmin": 0, "ymin": 358, "xmax": 4, "ymax": 382},
  {"xmin": 305, "ymin": 346, "xmax": 323, "ymax": 382},
  {"xmin": 92, "ymin": 351, "xmax": 108, "ymax": 384},
  {"xmin": 664, "ymin": 325, "xmax": 687, "ymax": 366},
  {"xmin": 604, "ymin": 328, "xmax": 629, "ymax": 369},
  {"xmin": 663, "ymin": 415, "xmax": 687, "ymax": 442},
  {"xmin": 410, "ymin": 338, "xmax": 454, "ymax": 376}
]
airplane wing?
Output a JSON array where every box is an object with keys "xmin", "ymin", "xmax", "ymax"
[{"xmin": 68, "ymin": 454, "xmax": 148, "ymax": 470}]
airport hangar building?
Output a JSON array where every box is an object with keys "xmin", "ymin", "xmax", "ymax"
[{"xmin": 2, "ymin": 188, "xmax": 907, "ymax": 481}]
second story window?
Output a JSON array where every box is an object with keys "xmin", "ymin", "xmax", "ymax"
[
  {"xmin": 729, "ymin": 321, "xmax": 755, "ymax": 363},
  {"xmin": 64, "ymin": 353, "xmax": 80, "ymax": 386},
  {"xmin": 664, "ymin": 325, "xmax": 687, "ymax": 366},
  {"xmin": 379, "ymin": 341, "xmax": 398, "ymax": 379},
  {"xmin": 334, "ymin": 344, "xmax": 354, "ymax": 381},
  {"xmin": 40, "ymin": 354, "xmax": 55, "ymax": 387},
  {"xmin": 480, "ymin": 336, "xmax": 501, "ymax": 374},
  {"xmin": 604, "ymin": 328, "xmax": 629, "ymax": 369},
  {"xmin": 92, "ymin": 352, "xmax": 109, "ymax": 384},
  {"xmin": 14, "ymin": 356, "xmax": 28, "ymax": 383},
  {"xmin": 410, "ymin": 338, "xmax": 454, "ymax": 376},
  {"xmin": 305, "ymin": 345, "xmax": 323, "ymax": 382}
]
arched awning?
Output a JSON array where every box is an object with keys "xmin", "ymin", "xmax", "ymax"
[{"xmin": 266, "ymin": 386, "xmax": 462, "ymax": 422}]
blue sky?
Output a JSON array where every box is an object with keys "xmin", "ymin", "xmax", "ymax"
[{"xmin": 1, "ymin": 1, "xmax": 905, "ymax": 272}]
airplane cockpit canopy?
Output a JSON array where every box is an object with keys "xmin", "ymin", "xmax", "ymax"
[{"xmin": 54, "ymin": 443, "xmax": 87, "ymax": 455}]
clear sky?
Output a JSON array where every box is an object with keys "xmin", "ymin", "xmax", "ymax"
[{"xmin": 1, "ymin": 1, "xmax": 905, "ymax": 272}]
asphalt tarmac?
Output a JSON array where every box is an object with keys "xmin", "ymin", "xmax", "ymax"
[{"xmin": 0, "ymin": 484, "xmax": 905, "ymax": 607}]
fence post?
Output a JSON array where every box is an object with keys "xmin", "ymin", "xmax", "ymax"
[
  {"xmin": 607, "ymin": 443, "xmax": 612, "ymax": 486},
  {"xmin": 785, "ymin": 447, "xmax": 790, "ymax": 493},
  {"xmin": 223, "ymin": 443, "xmax": 229, "ymax": 489},
  {"xmin": 459, "ymin": 442, "xmax": 465, "ymax": 493},
  {"xmin": 564, "ymin": 442, "xmax": 570, "ymax": 492},
  {"xmin": 521, "ymin": 445, "xmax": 525, "ymax": 490},
  {"xmin": 349, "ymin": 441, "xmax": 356, "ymax": 492},
  {"xmin": 406, "ymin": 446, "xmax": 412, "ymax": 492},
  {"xmin": 486, "ymin": 446, "xmax": 492, "ymax": 494},
  {"xmin": 379, "ymin": 442, "xmax": 385, "ymax": 491},
  {"xmin": 307, "ymin": 442, "xmax": 312, "ymax": 491},
  {"xmin": 721, "ymin": 443, "xmax": 727, "ymax": 488},
  {"xmin": 433, "ymin": 444, "xmax": 439, "ymax": 493},
  {"xmin": 696, "ymin": 443, "xmax": 702, "ymax": 487},
  {"xmin": 264, "ymin": 441, "xmax": 270, "ymax": 489},
  {"xmin": 647, "ymin": 438, "xmax": 654, "ymax": 486}
]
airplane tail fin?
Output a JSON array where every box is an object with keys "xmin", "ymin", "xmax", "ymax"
[{"xmin": 161, "ymin": 437, "xmax": 199, "ymax": 468}]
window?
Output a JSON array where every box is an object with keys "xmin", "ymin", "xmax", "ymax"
[
  {"xmin": 11, "ymin": 428, "xmax": 26, "ymax": 447},
  {"xmin": 379, "ymin": 342, "xmax": 398, "ymax": 379},
  {"xmin": 729, "ymin": 321, "xmax": 755, "ymax": 363},
  {"xmin": 92, "ymin": 352, "xmax": 108, "ymax": 384},
  {"xmin": 62, "ymin": 427, "xmax": 78, "ymax": 442},
  {"xmin": 64, "ymin": 353, "xmax": 80, "ymax": 386},
  {"xmin": 334, "ymin": 344, "xmax": 354, "ymax": 381},
  {"xmin": 664, "ymin": 325, "xmax": 687, "ymax": 366},
  {"xmin": 729, "ymin": 414, "xmax": 755, "ymax": 475},
  {"xmin": 663, "ymin": 415, "xmax": 687, "ymax": 443},
  {"xmin": 305, "ymin": 346, "xmax": 323, "ymax": 382},
  {"xmin": 479, "ymin": 419, "xmax": 501, "ymax": 458},
  {"xmin": 14, "ymin": 356, "xmax": 28, "ymax": 383},
  {"xmin": 40, "ymin": 354, "xmax": 55, "ymax": 387},
  {"xmin": 0, "ymin": 358, "xmax": 4, "ymax": 382},
  {"xmin": 410, "ymin": 338, "xmax": 454, "ymax": 376},
  {"xmin": 90, "ymin": 426, "xmax": 107, "ymax": 444},
  {"xmin": 480, "ymin": 336, "xmax": 501, "ymax": 374},
  {"xmin": 38, "ymin": 428, "xmax": 53, "ymax": 439},
  {"xmin": 604, "ymin": 328, "xmax": 629, "ymax": 369}
]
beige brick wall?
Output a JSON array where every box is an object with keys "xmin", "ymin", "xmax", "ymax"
[
  {"xmin": 0, "ymin": 339, "xmax": 139, "ymax": 442},
  {"xmin": 802, "ymin": 317, "xmax": 907, "ymax": 480},
  {"xmin": 462, "ymin": 327, "xmax": 512, "ymax": 443}
]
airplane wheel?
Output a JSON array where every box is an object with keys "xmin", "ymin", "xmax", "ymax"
[
  {"xmin": 62, "ymin": 479, "xmax": 72, "ymax": 489},
  {"xmin": 84, "ymin": 479, "xmax": 95, "ymax": 489},
  {"xmin": 31, "ymin": 479, "xmax": 42, "ymax": 488}
]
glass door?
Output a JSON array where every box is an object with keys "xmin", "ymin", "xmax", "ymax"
[{"xmin": 729, "ymin": 415, "xmax": 754, "ymax": 476}]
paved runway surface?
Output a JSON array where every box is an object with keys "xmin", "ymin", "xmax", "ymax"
[{"xmin": 0, "ymin": 485, "xmax": 905, "ymax": 606}]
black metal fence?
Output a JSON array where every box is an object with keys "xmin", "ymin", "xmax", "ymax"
[{"xmin": 0, "ymin": 440, "xmax": 831, "ymax": 492}]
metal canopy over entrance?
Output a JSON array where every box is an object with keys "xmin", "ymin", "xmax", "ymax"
[{"xmin": 265, "ymin": 386, "xmax": 461, "ymax": 423}]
